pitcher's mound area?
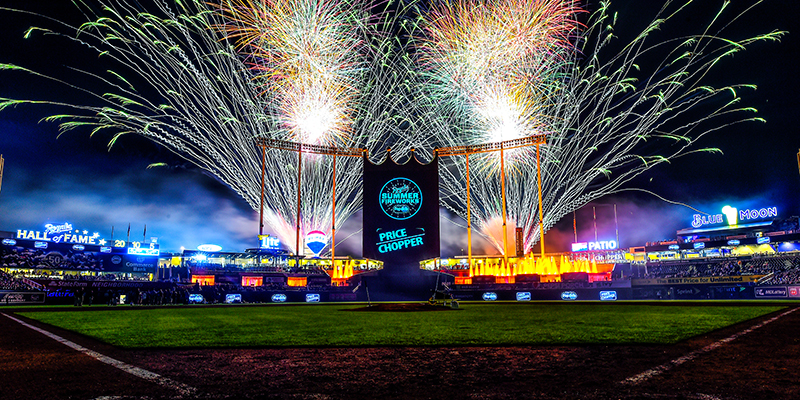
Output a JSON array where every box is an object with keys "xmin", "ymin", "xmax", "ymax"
[{"xmin": 346, "ymin": 303, "xmax": 459, "ymax": 311}]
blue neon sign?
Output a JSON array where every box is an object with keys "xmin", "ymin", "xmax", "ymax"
[
  {"xmin": 305, "ymin": 293, "xmax": 321, "ymax": 302},
  {"xmin": 561, "ymin": 291, "xmax": 578, "ymax": 301},
  {"xmin": 379, "ymin": 177, "xmax": 422, "ymax": 220},
  {"xmin": 259, "ymin": 235, "xmax": 280, "ymax": 250},
  {"xmin": 271, "ymin": 294, "xmax": 287, "ymax": 303},
  {"xmin": 376, "ymin": 228, "xmax": 425, "ymax": 254},
  {"xmin": 600, "ymin": 291, "xmax": 618, "ymax": 301}
]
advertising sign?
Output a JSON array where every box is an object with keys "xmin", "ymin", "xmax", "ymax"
[
  {"xmin": 755, "ymin": 287, "xmax": 787, "ymax": 298},
  {"xmin": 0, "ymin": 292, "xmax": 45, "ymax": 304},
  {"xmin": 271, "ymin": 294, "xmax": 287, "ymax": 302},
  {"xmin": 259, "ymin": 235, "xmax": 281, "ymax": 250},
  {"xmin": 305, "ymin": 293, "xmax": 321, "ymax": 303},
  {"xmin": 362, "ymin": 155, "xmax": 440, "ymax": 272},
  {"xmin": 305, "ymin": 231, "xmax": 328, "ymax": 256},
  {"xmin": 561, "ymin": 291, "xmax": 578, "ymax": 300},
  {"xmin": 224, "ymin": 294, "xmax": 242, "ymax": 303},
  {"xmin": 632, "ymin": 275, "xmax": 763, "ymax": 286},
  {"xmin": 188, "ymin": 294, "xmax": 204, "ymax": 303},
  {"xmin": 691, "ymin": 205, "xmax": 778, "ymax": 228},
  {"xmin": 572, "ymin": 240, "xmax": 618, "ymax": 252},
  {"xmin": 197, "ymin": 244, "xmax": 222, "ymax": 252},
  {"xmin": 599, "ymin": 291, "xmax": 617, "ymax": 301},
  {"xmin": 100, "ymin": 253, "xmax": 157, "ymax": 273}
]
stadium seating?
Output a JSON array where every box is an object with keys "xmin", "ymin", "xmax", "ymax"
[
  {"xmin": 642, "ymin": 254, "xmax": 800, "ymax": 284},
  {"xmin": 0, "ymin": 269, "xmax": 41, "ymax": 291}
]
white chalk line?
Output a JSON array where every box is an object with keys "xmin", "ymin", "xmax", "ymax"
[
  {"xmin": 621, "ymin": 307, "xmax": 799, "ymax": 386},
  {"xmin": 2, "ymin": 313, "xmax": 198, "ymax": 398}
]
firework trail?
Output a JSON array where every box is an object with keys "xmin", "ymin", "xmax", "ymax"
[
  {"xmin": 0, "ymin": 0, "xmax": 416, "ymax": 254},
  {"xmin": 0, "ymin": 0, "xmax": 784, "ymax": 257},
  {"xmin": 413, "ymin": 0, "xmax": 783, "ymax": 254}
]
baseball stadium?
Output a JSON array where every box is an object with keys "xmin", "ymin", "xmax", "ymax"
[{"xmin": 1, "ymin": 0, "xmax": 799, "ymax": 399}]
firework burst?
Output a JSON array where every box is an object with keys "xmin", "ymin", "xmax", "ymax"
[
  {"xmin": 0, "ymin": 0, "xmax": 785, "ymax": 258},
  {"xmin": 415, "ymin": 0, "xmax": 783, "ymax": 254}
]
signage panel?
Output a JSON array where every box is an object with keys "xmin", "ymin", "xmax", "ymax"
[
  {"xmin": 305, "ymin": 231, "xmax": 328, "ymax": 256},
  {"xmin": 572, "ymin": 240, "xmax": 617, "ymax": 252},
  {"xmin": 188, "ymin": 294, "xmax": 204, "ymax": 303},
  {"xmin": 271, "ymin": 294, "xmax": 287, "ymax": 303},
  {"xmin": 561, "ymin": 291, "xmax": 578, "ymax": 300},
  {"xmin": 632, "ymin": 275, "xmax": 763, "ymax": 286},
  {"xmin": 691, "ymin": 206, "xmax": 778, "ymax": 228},
  {"xmin": 516, "ymin": 292, "xmax": 531, "ymax": 301},
  {"xmin": 755, "ymin": 287, "xmax": 787, "ymax": 298},
  {"xmin": 259, "ymin": 235, "xmax": 281, "ymax": 250},
  {"xmin": 362, "ymin": 155, "xmax": 440, "ymax": 272},
  {"xmin": 305, "ymin": 293, "xmax": 321, "ymax": 303},
  {"xmin": 0, "ymin": 292, "xmax": 45, "ymax": 304},
  {"xmin": 599, "ymin": 291, "xmax": 617, "ymax": 301}
]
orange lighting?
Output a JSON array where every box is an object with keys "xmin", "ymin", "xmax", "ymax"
[
  {"xmin": 287, "ymin": 276, "xmax": 307, "ymax": 287},
  {"xmin": 242, "ymin": 276, "xmax": 263, "ymax": 287},
  {"xmin": 455, "ymin": 276, "xmax": 472, "ymax": 285},
  {"xmin": 191, "ymin": 275, "xmax": 215, "ymax": 286}
]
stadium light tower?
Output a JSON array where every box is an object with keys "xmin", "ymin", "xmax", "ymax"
[
  {"xmin": 436, "ymin": 134, "xmax": 548, "ymax": 268},
  {"xmin": 256, "ymin": 138, "xmax": 365, "ymax": 269},
  {"xmin": 0, "ymin": 154, "xmax": 4, "ymax": 194}
]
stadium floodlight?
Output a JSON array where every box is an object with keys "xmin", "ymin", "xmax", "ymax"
[
  {"xmin": 436, "ymin": 134, "xmax": 547, "ymax": 269},
  {"xmin": 256, "ymin": 138, "xmax": 365, "ymax": 270}
]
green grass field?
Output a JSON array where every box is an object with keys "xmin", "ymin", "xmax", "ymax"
[{"xmin": 13, "ymin": 302, "xmax": 787, "ymax": 349}]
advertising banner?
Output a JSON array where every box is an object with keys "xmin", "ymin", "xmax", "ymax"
[
  {"xmin": 755, "ymin": 287, "xmax": 788, "ymax": 298},
  {"xmin": 2, "ymin": 237, "xmax": 156, "ymax": 273},
  {"xmin": 632, "ymin": 275, "xmax": 763, "ymax": 286},
  {"xmin": 33, "ymin": 279, "xmax": 173, "ymax": 290},
  {"xmin": 98, "ymin": 253, "xmax": 157, "ymax": 273},
  {"xmin": 307, "ymin": 275, "xmax": 332, "ymax": 286},
  {"xmin": 362, "ymin": 154, "xmax": 440, "ymax": 273},
  {"xmin": 0, "ymin": 292, "xmax": 46, "ymax": 304}
]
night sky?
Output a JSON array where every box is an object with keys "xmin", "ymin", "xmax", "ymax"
[{"xmin": 0, "ymin": 0, "xmax": 798, "ymax": 255}]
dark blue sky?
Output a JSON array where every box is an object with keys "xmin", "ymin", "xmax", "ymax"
[{"xmin": 0, "ymin": 0, "xmax": 798, "ymax": 254}]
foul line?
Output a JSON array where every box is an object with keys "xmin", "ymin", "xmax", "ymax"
[
  {"xmin": 621, "ymin": 307, "xmax": 798, "ymax": 385},
  {"xmin": 2, "ymin": 313, "xmax": 198, "ymax": 398}
]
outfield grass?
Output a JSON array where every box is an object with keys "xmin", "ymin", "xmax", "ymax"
[{"xmin": 16, "ymin": 302, "xmax": 785, "ymax": 349}]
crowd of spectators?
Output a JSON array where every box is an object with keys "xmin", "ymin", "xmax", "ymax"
[
  {"xmin": 8, "ymin": 270, "xmax": 150, "ymax": 282},
  {"xmin": 2, "ymin": 247, "xmax": 103, "ymax": 272},
  {"xmin": 0, "ymin": 270, "xmax": 40, "ymax": 291},
  {"xmin": 641, "ymin": 254, "xmax": 800, "ymax": 283}
]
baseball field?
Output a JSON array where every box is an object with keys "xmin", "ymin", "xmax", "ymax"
[{"xmin": 2, "ymin": 301, "xmax": 799, "ymax": 399}]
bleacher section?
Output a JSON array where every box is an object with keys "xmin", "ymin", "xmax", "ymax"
[
  {"xmin": 640, "ymin": 254, "xmax": 800, "ymax": 285},
  {"xmin": 0, "ymin": 269, "xmax": 41, "ymax": 291}
]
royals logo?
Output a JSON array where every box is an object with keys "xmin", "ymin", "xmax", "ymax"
[{"xmin": 379, "ymin": 177, "xmax": 422, "ymax": 220}]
